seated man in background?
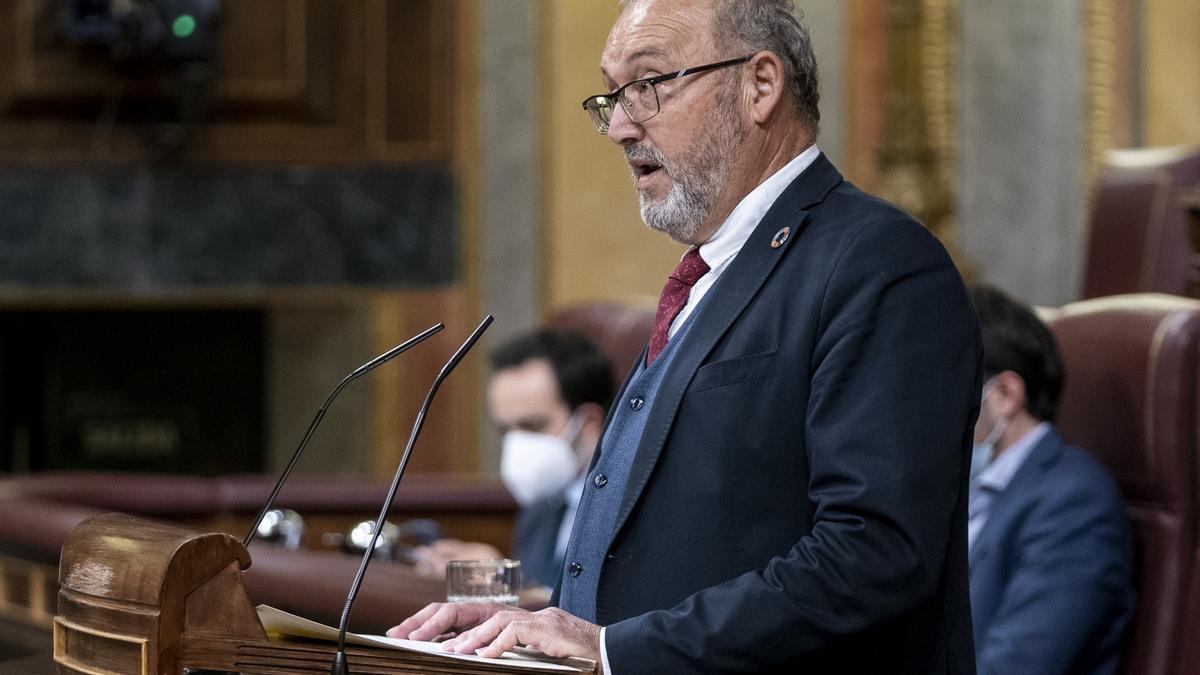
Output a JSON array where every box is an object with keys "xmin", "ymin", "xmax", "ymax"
[
  {"xmin": 416, "ymin": 329, "xmax": 614, "ymax": 590},
  {"xmin": 968, "ymin": 284, "xmax": 1134, "ymax": 674}
]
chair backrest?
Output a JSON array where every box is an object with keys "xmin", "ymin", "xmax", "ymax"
[
  {"xmin": 1184, "ymin": 562, "xmax": 1200, "ymax": 675},
  {"xmin": 1046, "ymin": 293, "xmax": 1200, "ymax": 675},
  {"xmin": 545, "ymin": 302, "xmax": 655, "ymax": 392},
  {"xmin": 1081, "ymin": 147, "xmax": 1200, "ymax": 299}
]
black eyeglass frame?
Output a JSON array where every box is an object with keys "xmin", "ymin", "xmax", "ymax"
[{"xmin": 581, "ymin": 55, "xmax": 753, "ymax": 133}]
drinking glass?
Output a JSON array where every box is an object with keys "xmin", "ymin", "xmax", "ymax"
[{"xmin": 445, "ymin": 559, "xmax": 522, "ymax": 605}]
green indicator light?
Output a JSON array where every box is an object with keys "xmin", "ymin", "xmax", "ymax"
[{"xmin": 172, "ymin": 14, "xmax": 197, "ymax": 39}]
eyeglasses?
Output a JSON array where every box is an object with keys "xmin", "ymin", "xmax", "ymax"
[{"xmin": 581, "ymin": 55, "xmax": 752, "ymax": 134}]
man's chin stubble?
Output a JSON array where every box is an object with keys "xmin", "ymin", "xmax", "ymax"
[{"xmin": 638, "ymin": 194, "xmax": 702, "ymax": 244}]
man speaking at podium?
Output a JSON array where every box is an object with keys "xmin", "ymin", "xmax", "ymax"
[{"xmin": 390, "ymin": 0, "xmax": 981, "ymax": 672}]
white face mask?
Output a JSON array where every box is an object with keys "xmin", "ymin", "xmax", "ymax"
[
  {"xmin": 500, "ymin": 413, "xmax": 584, "ymax": 506},
  {"xmin": 970, "ymin": 378, "xmax": 1007, "ymax": 481}
]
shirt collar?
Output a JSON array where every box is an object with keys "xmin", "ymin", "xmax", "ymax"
[
  {"xmin": 562, "ymin": 473, "xmax": 586, "ymax": 508},
  {"xmin": 695, "ymin": 144, "xmax": 821, "ymax": 271},
  {"xmin": 976, "ymin": 421, "xmax": 1052, "ymax": 492}
]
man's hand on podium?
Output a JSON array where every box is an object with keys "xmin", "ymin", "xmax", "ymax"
[
  {"xmin": 387, "ymin": 602, "xmax": 602, "ymax": 669},
  {"xmin": 387, "ymin": 600, "xmax": 507, "ymax": 641}
]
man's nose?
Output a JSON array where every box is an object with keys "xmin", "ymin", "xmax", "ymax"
[{"xmin": 605, "ymin": 103, "xmax": 644, "ymax": 145}]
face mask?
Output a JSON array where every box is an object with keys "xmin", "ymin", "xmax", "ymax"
[
  {"xmin": 500, "ymin": 413, "xmax": 584, "ymax": 506},
  {"xmin": 970, "ymin": 378, "xmax": 1007, "ymax": 482}
]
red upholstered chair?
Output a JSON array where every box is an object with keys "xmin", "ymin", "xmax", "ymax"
[
  {"xmin": 546, "ymin": 302, "xmax": 655, "ymax": 390},
  {"xmin": 1185, "ymin": 569, "xmax": 1200, "ymax": 675},
  {"xmin": 1081, "ymin": 147, "xmax": 1200, "ymax": 299},
  {"xmin": 1046, "ymin": 293, "xmax": 1200, "ymax": 675}
]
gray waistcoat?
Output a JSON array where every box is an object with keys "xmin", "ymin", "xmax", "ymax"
[{"xmin": 557, "ymin": 312, "xmax": 700, "ymax": 622}]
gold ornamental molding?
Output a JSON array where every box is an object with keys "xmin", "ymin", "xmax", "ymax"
[
  {"xmin": 920, "ymin": 0, "xmax": 958, "ymax": 196},
  {"xmin": 874, "ymin": 0, "xmax": 960, "ymax": 255},
  {"xmin": 871, "ymin": 0, "xmax": 1120, "ymax": 263},
  {"xmin": 1084, "ymin": 0, "xmax": 1118, "ymax": 200}
]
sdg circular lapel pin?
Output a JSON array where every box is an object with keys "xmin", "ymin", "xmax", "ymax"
[{"xmin": 771, "ymin": 227, "xmax": 791, "ymax": 249}]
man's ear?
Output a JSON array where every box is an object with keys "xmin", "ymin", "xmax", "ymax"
[
  {"xmin": 992, "ymin": 370, "xmax": 1028, "ymax": 419},
  {"xmin": 746, "ymin": 50, "xmax": 787, "ymax": 125},
  {"xmin": 577, "ymin": 402, "xmax": 607, "ymax": 437}
]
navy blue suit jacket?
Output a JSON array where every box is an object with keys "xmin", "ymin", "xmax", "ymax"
[
  {"xmin": 513, "ymin": 494, "xmax": 568, "ymax": 589},
  {"xmin": 574, "ymin": 154, "xmax": 982, "ymax": 673},
  {"xmin": 970, "ymin": 428, "xmax": 1134, "ymax": 674}
]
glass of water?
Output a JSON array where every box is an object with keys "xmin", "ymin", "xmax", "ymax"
[{"xmin": 445, "ymin": 559, "xmax": 521, "ymax": 605}]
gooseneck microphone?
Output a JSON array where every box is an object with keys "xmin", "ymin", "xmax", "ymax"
[
  {"xmin": 330, "ymin": 315, "xmax": 494, "ymax": 675},
  {"xmin": 243, "ymin": 323, "xmax": 444, "ymax": 548}
]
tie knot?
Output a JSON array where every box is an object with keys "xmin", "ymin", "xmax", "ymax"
[{"xmin": 671, "ymin": 248, "xmax": 710, "ymax": 287}]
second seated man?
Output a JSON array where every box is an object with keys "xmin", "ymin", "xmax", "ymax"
[{"xmin": 967, "ymin": 284, "xmax": 1134, "ymax": 675}]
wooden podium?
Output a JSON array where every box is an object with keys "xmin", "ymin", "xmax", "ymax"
[
  {"xmin": 53, "ymin": 513, "xmax": 576, "ymax": 675},
  {"xmin": 55, "ymin": 512, "xmax": 266, "ymax": 674}
]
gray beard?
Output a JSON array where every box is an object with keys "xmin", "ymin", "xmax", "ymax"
[{"xmin": 628, "ymin": 95, "xmax": 744, "ymax": 243}]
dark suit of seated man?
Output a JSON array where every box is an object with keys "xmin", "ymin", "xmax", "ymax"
[
  {"xmin": 968, "ymin": 285, "xmax": 1135, "ymax": 675},
  {"xmin": 414, "ymin": 329, "xmax": 613, "ymax": 591}
]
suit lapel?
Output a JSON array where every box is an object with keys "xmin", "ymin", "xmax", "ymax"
[
  {"xmin": 608, "ymin": 153, "xmax": 844, "ymax": 540},
  {"xmin": 969, "ymin": 429, "xmax": 1065, "ymax": 567}
]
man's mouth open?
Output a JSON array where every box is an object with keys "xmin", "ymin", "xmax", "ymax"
[{"xmin": 632, "ymin": 160, "xmax": 663, "ymax": 184}]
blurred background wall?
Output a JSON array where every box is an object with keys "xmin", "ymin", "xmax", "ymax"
[{"xmin": 0, "ymin": 0, "xmax": 1196, "ymax": 478}]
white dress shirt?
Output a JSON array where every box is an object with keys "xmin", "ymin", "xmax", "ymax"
[
  {"xmin": 600, "ymin": 144, "xmax": 821, "ymax": 673},
  {"xmin": 556, "ymin": 474, "xmax": 586, "ymax": 562},
  {"xmin": 667, "ymin": 143, "xmax": 822, "ymax": 339}
]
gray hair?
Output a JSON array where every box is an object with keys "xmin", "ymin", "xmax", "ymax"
[
  {"xmin": 714, "ymin": 0, "xmax": 820, "ymax": 131},
  {"xmin": 618, "ymin": 0, "xmax": 821, "ymax": 132}
]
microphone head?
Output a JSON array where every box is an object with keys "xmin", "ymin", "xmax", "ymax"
[
  {"xmin": 350, "ymin": 323, "xmax": 444, "ymax": 379},
  {"xmin": 438, "ymin": 315, "xmax": 495, "ymax": 378},
  {"xmin": 254, "ymin": 508, "xmax": 305, "ymax": 549},
  {"xmin": 344, "ymin": 520, "xmax": 401, "ymax": 560}
]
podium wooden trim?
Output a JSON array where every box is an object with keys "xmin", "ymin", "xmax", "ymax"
[{"xmin": 53, "ymin": 616, "xmax": 150, "ymax": 675}]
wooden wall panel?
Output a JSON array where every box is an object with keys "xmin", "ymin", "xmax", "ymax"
[
  {"xmin": 541, "ymin": 0, "xmax": 682, "ymax": 311},
  {"xmin": 369, "ymin": 288, "xmax": 478, "ymax": 476},
  {"xmin": 1144, "ymin": 0, "xmax": 1200, "ymax": 147},
  {"xmin": 0, "ymin": 1, "xmax": 476, "ymax": 476},
  {"xmin": 0, "ymin": 0, "xmax": 455, "ymax": 164}
]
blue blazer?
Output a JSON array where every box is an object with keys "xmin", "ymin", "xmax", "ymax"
[
  {"xmin": 513, "ymin": 494, "xmax": 568, "ymax": 589},
  {"xmin": 575, "ymin": 154, "xmax": 982, "ymax": 673},
  {"xmin": 970, "ymin": 428, "xmax": 1134, "ymax": 675}
]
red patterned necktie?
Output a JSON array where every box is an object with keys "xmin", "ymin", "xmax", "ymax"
[{"xmin": 647, "ymin": 248, "xmax": 710, "ymax": 365}]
